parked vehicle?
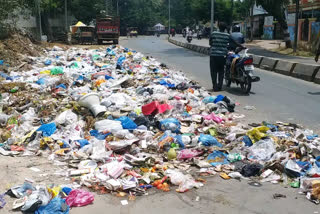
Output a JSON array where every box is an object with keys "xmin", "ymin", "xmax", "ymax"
[
  {"xmin": 70, "ymin": 23, "xmax": 95, "ymax": 45},
  {"xmin": 224, "ymin": 48, "xmax": 260, "ymax": 94},
  {"xmin": 96, "ymin": 16, "xmax": 120, "ymax": 45}
]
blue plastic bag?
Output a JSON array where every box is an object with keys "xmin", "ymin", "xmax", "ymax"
[
  {"xmin": 159, "ymin": 79, "xmax": 175, "ymax": 88},
  {"xmin": 207, "ymin": 151, "xmax": 229, "ymax": 167},
  {"xmin": 214, "ymin": 95, "xmax": 225, "ymax": 104},
  {"xmin": 0, "ymin": 60, "xmax": 3, "ymax": 65},
  {"xmin": 62, "ymin": 187, "xmax": 72, "ymax": 196},
  {"xmin": 36, "ymin": 78, "xmax": 46, "ymax": 85},
  {"xmin": 44, "ymin": 59, "xmax": 52, "ymax": 66},
  {"xmin": 90, "ymin": 130, "xmax": 111, "ymax": 140},
  {"xmin": 105, "ymin": 75, "xmax": 114, "ymax": 80},
  {"xmin": 117, "ymin": 56, "xmax": 126, "ymax": 68},
  {"xmin": 76, "ymin": 139, "xmax": 90, "ymax": 148},
  {"xmin": 106, "ymin": 48, "xmax": 116, "ymax": 56},
  {"xmin": 199, "ymin": 134, "xmax": 222, "ymax": 147},
  {"xmin": 116, "ymin": 116, "xmax": 137, "ymax": 129},
  {"xmin": 242, "ymin": 135, "xmax": 253, "ymax": 147},
  {"xmin": 37, "ymin": 123, "xmax": 56, "ymax": 136},
  {"xmin": 174, "ymin": 135, "xmax": 185, "ymax": 149},
  {"xmin": 35, "ymin": 197, "xmax": 69, "ymax": 214},
  {"xmin": 56, "ymin": 84, "xmax": 67, "ymax": 89},
  {"xmin": 202, "ymin": 96, "xmax": 216, "ymax": 104},
  {"xmin": 159, "ymin": 118, "xmax": 181, "ymax": 133}
]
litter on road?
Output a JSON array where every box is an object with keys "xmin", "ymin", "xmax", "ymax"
[{"xmin": 0, "ymin": 43, "xmax": 320, "ymax": 213}]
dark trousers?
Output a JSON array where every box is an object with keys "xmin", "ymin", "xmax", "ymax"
[{"xmin": 210, "ymin": 56, "xmax": 226, "ymax": 90}]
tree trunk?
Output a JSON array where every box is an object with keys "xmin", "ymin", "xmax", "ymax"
[{"xmin": 279, "ymin": 8, "xmax": 292, "ymax": 48}]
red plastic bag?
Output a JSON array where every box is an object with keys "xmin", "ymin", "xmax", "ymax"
[
  {"xmin": 142, "ymin": 101, "xmax": 172, "ymax": 115},
  {"xmin": 66, "ymin": 189, "xmax": 94, "ymax": 207}
]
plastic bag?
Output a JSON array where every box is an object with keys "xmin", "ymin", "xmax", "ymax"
[
  {"xmin": 89, "ymin": 130, "xmax": 111, "ymax": 140},
  {"xmin": 142, "ymin": 101, "xmax": 173, "ymax": 115},
  {"xmin": 207, "ymin": 151, "xmax": 229, "ymax": 166},
  {"xmin": 204, "ymin": 113, "xmax": 223, "ymax": 123},
  {"xmin": 94, "ymin": 120, "xmax": 123, "ymax": 132},
  {"xmin": 177, "ymin": 149, "xmax": 201, "ymax": 160},
  {"xmin": 116, "ymin": 116, "xmax": 137, "ymax": 130},
  {"xmin": 35, "ymin": 197, "xmax": 69, "ymax": 214},
  {"xmin": 37, "ymin": 123, "xmax": 56, "ymax": 137},
  {"xmin": 242, "ymin": 135, "xmax": 253, "ymax": 147},
  {"xmin": 246, "ymin": 126, "xmax": 269, "ymax": 143},
  {"xmin": 202, "ymin": 96, "xmax": 216, "ymax": 104},
  {"xmin": 241, "ymin": 163, "xmax": 263, "ymax": 177},
  {"xmin": 55, "ymin": 110, "xmax": 77, "ymax": 125},
  {"xmin": 65, "ymin": 189, "xmax": 94, "ymax": 207},
  {"xmin": 198, "ymin": 134, "xmax": 222, "ymax": 147},
  {"xmin": 36, "ymin": 78, "xmax": 46, "ymax": 85},
  {"xmin": 50, "ymin": 67, "xmax": 64, "ymax": 75},
  {"xmin": 247, "ymin": 138, "xmax": 276, "ymax": 161},
  {"xmin": 159, "ymin": 118, "xmax": 181, "ymax": 133}
]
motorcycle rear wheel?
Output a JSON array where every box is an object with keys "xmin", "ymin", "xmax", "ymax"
[
  {"xmin": 240, "ymin": 76, "xmax": 252, "ymax": 94},
  {"xmin": 224, "ymin": 65, "xmax": 232, "ymax": 87}
]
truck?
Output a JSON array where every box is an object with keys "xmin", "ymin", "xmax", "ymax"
[{"xmin": 96, "ymin": 15, "xmax": 120, "ymax": 45}]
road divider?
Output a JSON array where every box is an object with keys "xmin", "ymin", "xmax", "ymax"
[{"xmin": 168, "ymin": 37, "xmax": 320, "ymax": 85}]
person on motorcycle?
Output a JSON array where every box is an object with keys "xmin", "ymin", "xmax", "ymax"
[
  {"xmin": 209, "ymin": 22, "xmax": 245, "ymax": 92},
  {"xmin": 229, "ymin": 25, "xmax": 245, "ymax": 51}
]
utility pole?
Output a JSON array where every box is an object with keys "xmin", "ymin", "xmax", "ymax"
[
  {"xmin": 294, "ymin": 0, "xmax": 299, "ymax": 52},
  {"xmin": 105, "ymin": 0, "xmax": 108, "ymax": 15},
  {"xmin": 38, "ymin": 0, "xmax": 42, "ymax": 40},
  {"xmin": 169, "ymin": 0, "xmax": 171, "ymax": 36},
  {"xmin": 117, "ymin": 0, "xmax": 119, "ymax": 16},
  {"xmin": 211, "ymin": 0, "xmax": 214, "ymax": 34},
  {"xmin": 65, "ymin": 0, "xmax": 68, "ymax": 32}
]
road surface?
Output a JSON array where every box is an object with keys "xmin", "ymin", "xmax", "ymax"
[
  {"xmin": 121, "ymin": 36, "xmax": 320, "ymax": 133},
  {"xmin": 66, "ymin": 36, "xmax": 320, "ymax": 214}
]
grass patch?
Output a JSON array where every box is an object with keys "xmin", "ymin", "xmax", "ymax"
[{"xmin": 271, "ymin": 47, "xmax": 315, "ymax": 58}]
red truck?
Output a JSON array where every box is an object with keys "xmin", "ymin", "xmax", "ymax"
[{"xmin": 96, "ymin": 16, "xmax": 120, "ymax": 45}]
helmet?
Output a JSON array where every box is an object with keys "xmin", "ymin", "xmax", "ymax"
[{"xmin": 232, "ymin": 25, "xmax": 240, "ymax": 32}]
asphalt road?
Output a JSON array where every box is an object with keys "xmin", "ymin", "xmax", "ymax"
[{"xmin": 121, "ymin": 36, "xmax": 320, "ymax": 133}]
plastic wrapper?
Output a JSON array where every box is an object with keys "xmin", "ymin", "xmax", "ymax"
[
  {"xmin": 94, "ymin": 120, "xmax": 123, "ymax": 133},
  {"xmin": 246, "ymin": 126, "xmax": 269, "ymax": 143},
  {"xmin": 65, "ymin": 189, "xmax": 94, "ymax": 207}
]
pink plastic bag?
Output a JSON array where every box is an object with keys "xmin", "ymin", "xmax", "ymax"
[
  {"xmin": 177, "ymin": 149, "xmax": 202, "ymax": 160},
  {"xmin": 66, "ymin": 189, "xmax": 94, "ymax": 207},
  {"xmin": 203, "ymin": 113, "xmax": 223, "ymax": 123}
]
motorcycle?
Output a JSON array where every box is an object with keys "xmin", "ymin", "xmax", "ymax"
[
  {"xmin": 224, "ymin": 47, "xmax": 260, "ymax": 94},
  {"xmin": 187, "ymin": 35, "xmax": 192, "ymax": 43}
]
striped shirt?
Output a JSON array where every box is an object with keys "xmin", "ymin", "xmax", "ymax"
[{"xmin": 209, "ymin": 31, "xmax": 231, "ymax": 56}]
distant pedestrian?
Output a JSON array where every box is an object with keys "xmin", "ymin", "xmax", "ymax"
[
  {"xmin": 209, "ymin": 22, "xmax": 245, "ymax": 91},
  {"xmin": 315, "ymin": 36, "xmax": 320, "ymax": 62}
]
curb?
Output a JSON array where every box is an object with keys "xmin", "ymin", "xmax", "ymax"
[{"xmin": 168, "ymin": 37, "xmax": 320, "ymax": 85}]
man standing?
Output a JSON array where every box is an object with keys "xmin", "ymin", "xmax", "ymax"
[{"xmin": 209, "ymin": 22, "xmax": 245, "ymax": 91}]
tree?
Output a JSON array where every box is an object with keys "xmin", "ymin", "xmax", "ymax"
[{"xmin": 256, "ymin": 0, "xmax": 292, "ymax": 48}]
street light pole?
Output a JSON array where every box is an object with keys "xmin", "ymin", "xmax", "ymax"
[
  {"xmin": 169, "ymin": 0, "xmax": 171, "ymax": 36},
  {"xmin": 211, "ymin": 0, "xmax": 214, "ymax": 34},
  {"xmin": 294, "ymin": 0, "xmax": 299, "ymax": 52}
]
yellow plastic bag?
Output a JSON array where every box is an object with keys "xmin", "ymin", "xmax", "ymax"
[
  {"xmin": 40, "ymin": 70, "xmax": 51, "ymax": 75},
  {"xmin": 246, "ymin": 126, "xmax": 269, "ymax": 143},
  {"xmin": 47, "ymin": 186, "xmax": 61, "ymax": 198}
]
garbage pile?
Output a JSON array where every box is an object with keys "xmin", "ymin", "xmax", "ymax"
[{"xmin": 0, "ymin": 44, "xmax": 320, "ymax": 213}]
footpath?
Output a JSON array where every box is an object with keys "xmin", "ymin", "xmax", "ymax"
[{"xmin": 169, "ymin": 35, "xmax": 320, "ymax": 85}]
